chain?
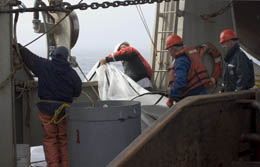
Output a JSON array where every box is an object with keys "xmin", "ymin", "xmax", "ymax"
[
  {"xmin": 200, "ymin": 1, "xmax": 237, "ymax": 21},
  {"xmin": 0, "ymin": 0, "xmax": 175, "ymax": 13}
]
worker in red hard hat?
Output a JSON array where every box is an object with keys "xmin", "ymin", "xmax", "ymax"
[
  {"xmin": 166, "ymin": 34, "xmax": 211, "ymax": 108},
  {"xmin": 219, "ymin": 29, "xmax": 254, "ymax": 92},
  {"xmin": 99, "ymin": 41, "xmax": 153, "ymax": 91}
]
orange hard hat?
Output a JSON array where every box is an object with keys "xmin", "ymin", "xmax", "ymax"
[
  {"xmin": 165, "ymin": 34, "xmax": 184, "ymax": 49},
  {"xmin": 219, "ymin": 29, "xmax": 237, "ymax": 44}
]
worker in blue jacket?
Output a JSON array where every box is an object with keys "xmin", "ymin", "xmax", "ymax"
[
  {"xmin": 166, "ymin": 34, "xmax": 209, "ymax": 107},
  {"xmin": 17, "ymin": 44, "xmax": 82, "ymax": 167}
]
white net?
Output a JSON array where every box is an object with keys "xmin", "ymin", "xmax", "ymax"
[{"xmin": 88, "ymin": 62, "xmax": 168, "ymax": 106}]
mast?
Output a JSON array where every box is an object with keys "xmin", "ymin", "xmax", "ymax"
[{"xmin": 0, "ymin": 0, "xmax": 16, "ymax": 166}]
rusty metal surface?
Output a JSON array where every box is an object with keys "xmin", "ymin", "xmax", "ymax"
[
  {"xmin": 233, "ymin": 1, "xmax": 260, "ymax": 59},
  {"xmin": 232, "ymin": 161, "xmax": 260, "ymax": 167},
  {"xmin": 241, "ymin": 133, "xmax": 260, "ymax": 143},
  {"xmin": 108, "ymin": 90, "xmax": 258, "ymax": 167},
  {"xmin": 255, "ymin": 91, "xmax": 260, "ymax": 161}
]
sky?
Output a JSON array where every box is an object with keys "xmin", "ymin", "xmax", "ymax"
[{"xmin": 16, "ymin": 0, "xmax": 156, "ymax": 72}]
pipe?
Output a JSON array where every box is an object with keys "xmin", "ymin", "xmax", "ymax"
[{"xmin": 33, "ymin": 0, "xmax": 42, "ymax": 20}]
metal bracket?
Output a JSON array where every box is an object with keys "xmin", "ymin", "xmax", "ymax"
[
  {"xmin": 176, "ymin": 9, "xmax": 185, "ymax": 17},
  {"xmin": 32, "ymin": 19, "xmax": 55, "ymax": 34}
]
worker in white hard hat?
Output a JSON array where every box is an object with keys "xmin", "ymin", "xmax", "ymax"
[{"xmin": 100, "ymin": 41, "xmax": 153, "ymax": 91}]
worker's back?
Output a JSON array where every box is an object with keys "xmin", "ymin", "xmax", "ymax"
[
  {"xmin": 19, "ymin": 45, "xmax": 82, "ymax": 115},
  {"xmin": 37, "ymin": 56, "xmax": 82, "ymax": 103}
]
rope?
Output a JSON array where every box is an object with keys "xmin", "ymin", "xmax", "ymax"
[
  {"xmin": 39, "ymin": 100, "xmax": 71, "ymax": 125},
  {"xmin": 40, "ymin": 92, "xmax": 95, "ymax": 126},
  {"xmin": 24, "ymin": 0, "xmax": 99, "ymax": 101},
  {"xmin": 25, "ymin": 91, "xmax": 32, "ymax": 127},
  {"xmin": 16, "ymin": 81, "xmax": 27, "ymax": 99},
  {"xmin": 130, "ymin": 91, "xmax": 167, "ymax": 100},
  {"xmin": 200, "ymin": 1, "xmax": 237, "ymax": 21},
  {"xmin": 24, "ymin": 11, "xmax": 71, "ymax": 47},
  {"xmin": 22, "ymin": 0, "xmax": 86, "ymax": 48},
  {"xmin": 135, "ymin": 5, "xmax": 155, "ymax": 47},
  {"xmin": 39, "ymin": 86, "xmax": 96, "ymax": 125},
  {"xmin": 135, "ymin": 3, "xmax": 163, "ymax": 90},
  {"xmin": 13, "ymin": 12, "xmax": 23, "ymax": 60},
  {"xmin": 130, "ymin": 92, "xmax": 167, "ymax": 105},
  {"xmin": 43, "ymin": 103, "xmax": 69, "ymax": 125},
  {"xmin": 135, "ymin": 4, "xmax": 159, "ymax": 63},
  {"xmin": 81, "ymin": 90, "xmax": 95, "ymax": 107},
  {"xmin": 22, "ymin": 0, "xmax": 94, "ymax": 95},
  {"xmin": 0, "ymin": 63, "xmax": 23, "ymax": 89},
  {"xmin": 30, "ymin": 160, "xmax": 46, "ymax": 165},
  {"xmin": 77, "ymin": 64, "xmax": 100, "ymax": 100},
  {"xmin": 14, "ymin": 13, "xmax": 34, "ymax": 78},
  {"xmin": 0, "ymin": 12, "xmax": 36, "ymax": 90},
  {"xmin": 40, "ymin": 99, "xmax": 69, "ymax": 104},
  {"xmin": 0, "ymin": 12, "xmax": 35, "ymax": 91},
  {"xmin": 0, "ymin": 13, "xmax": 22, "ymax": 89}
]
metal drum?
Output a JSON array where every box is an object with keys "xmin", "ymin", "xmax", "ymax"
[{"xmin": 67, "ymin": 101, "xmax": 141, "ymax": 167}]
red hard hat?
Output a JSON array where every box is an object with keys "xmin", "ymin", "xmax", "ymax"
[
  {"xmin": 219, "ymin": 29, "xmax": 237, "ymax": 44},
  {"xmin": 165, "ymin": 34, "xmax": 183, "ymax": 49}
]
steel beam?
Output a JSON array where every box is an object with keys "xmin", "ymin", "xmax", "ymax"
[
  {"xmin": 108, "ymin": 90, "xmax": 256, "ymax": 167},
  {"xmin": 0, "ymin": 1, "xmax": 16, "ymax": 166}
]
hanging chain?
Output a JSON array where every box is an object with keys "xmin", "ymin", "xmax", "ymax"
[
  {"xmin": 200, "ymin": 0, "xmax": 238, "ymax": 21},
  {"xmin": 0, "ymin": 0, "xmax": 176, "ymax": 13}
]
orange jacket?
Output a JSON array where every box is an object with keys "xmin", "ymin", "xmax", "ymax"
[{"xmin": 168, "ymin": 47, "xmax": 211, "ymax": 97}]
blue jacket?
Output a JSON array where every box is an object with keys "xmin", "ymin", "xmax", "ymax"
[
  {"xmin": 19, "ymin": 45, "xmax": 82, "ymax": 115},
  {"xmin": 170, "ymin": 54, "xmax": 206, "ymax": 101}
]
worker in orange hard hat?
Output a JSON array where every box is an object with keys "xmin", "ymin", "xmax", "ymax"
[
  {"xmin": 99, "ymin": 41, "xmax": 153, "ymax": 91},
  {"xmin": 219, "ymin": 29, "xmax": 254, "ymax": 92},
  {"xmin": 166, "ymin": 34, "xmax": 211, "ymax": 108}
]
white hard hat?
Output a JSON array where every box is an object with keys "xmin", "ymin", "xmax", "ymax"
[{"xmin": 113, "ymin": 41, "xmax": 130, "ymax": 52}]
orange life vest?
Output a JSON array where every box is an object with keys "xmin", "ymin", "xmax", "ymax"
[
  {"xmin": 197, "ymin": 42, "xmax": 222, "ymax": 85},
  {"xmin": 168, "ymin": 47, "xmax": 212, "ymax": 97}
]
